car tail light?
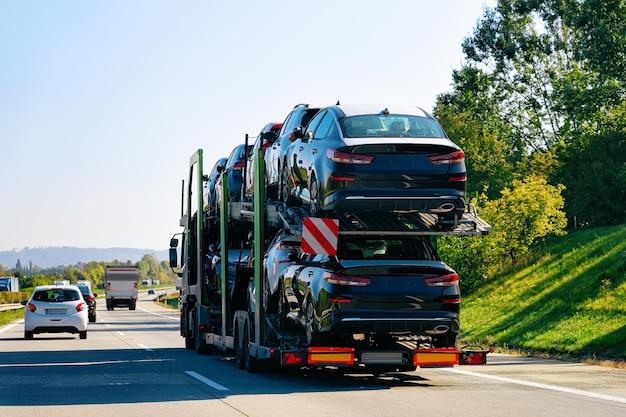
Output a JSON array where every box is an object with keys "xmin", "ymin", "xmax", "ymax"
[
  {"xmin": 76, "ymin": 302, "xmax": 87, "ymax": 312},
  {"xmin": 327, "ymin": 150, "xmax": 374, "ymax": 164},
  {"xmin": 87, "ymin": 295, "xmax": 95, "ymax": 302},
  {"xmin": 27, "ymin": 303, "xmax": 37, "ymax": 312},
  {"xmin": 323, "ymin": 272, "xmax": 371, "ymax": 286},
  {"xmin": 424, "ymin": 273, "xmax": 459, "ymax": 287},
  {"xmin": 447, "ymin": 173, "xmax": 467, "ymax": 182},
  {"xmin": 233, "ymin": 161, "xmax": 245, "ymax": 171},
  {"xmin": 429, "ymin": 150, "xmax": 465, "ymax": 165}
]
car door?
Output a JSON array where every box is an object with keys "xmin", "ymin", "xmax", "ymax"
[{"xmin": 291, "ymin": 111, "xmax": 335, "ymax": 202}]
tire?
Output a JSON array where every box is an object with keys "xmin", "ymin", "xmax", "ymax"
[
  {"xmin": 305, "ymin": 298, "xmax": 318, "ymax": 345},
  {"xmin": 184, "ymin": 308, "xmax": 196, "ymax": 350},
  {"xmin": 277, "ymin": 282, "xmax": 289, "ymax": 330},
  {"xmin": 235, "ymin": 324, "xmax": 245, "ymax": 370},
  {"xmin": 24, "ymin": 331, "xmax": 33, "ymax": 340},
  {"xmin": 309, "ymin": 174, "xmax": 320, "ymax": 217},
  {"xmin": 79, "ymin": 331, "xmax": 87, "ymax": 340},
  {"xmin": 280, "ymin": 160, "xmax": 290, "ymax": 203},
  {"xmin": 89, "ymin": 313, "xmax": 96, "ymax": 323},
  {"xmin": 244, "ymin": 321, "xmax": 260, "ymax": 373}
]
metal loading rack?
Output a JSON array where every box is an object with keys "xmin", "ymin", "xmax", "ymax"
[{"xmin": 332, "ymin": 208, "xmax": 490, "ymax": 236}]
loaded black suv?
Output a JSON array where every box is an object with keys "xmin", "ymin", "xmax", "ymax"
[{"xmin": 76, "ymin": 284, "xmax": 97, "ymax": 323}]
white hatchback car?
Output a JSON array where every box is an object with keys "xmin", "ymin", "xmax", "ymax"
[{"xmin": 22, "ymin": 285, "xmax": 89, "ymax": 339}]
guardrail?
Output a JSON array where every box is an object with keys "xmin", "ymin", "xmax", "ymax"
[{"xmin": 0, "ymin": 304, "xmax": 24, "ymax": 312}]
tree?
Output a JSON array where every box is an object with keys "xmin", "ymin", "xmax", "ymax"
[{"xmin": 481, "ymin": 176, "xmax": 567, "ymax": 262}]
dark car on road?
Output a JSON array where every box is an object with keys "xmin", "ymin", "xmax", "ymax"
[
  {"xmin": 76, "ymin": 283, "xmax": 97, "ymax": 323},
  {"xmin": 283, "ymin": 104, "xmax": 467, "ymax": 221},
  {"xmin": 277, "ymin": 234, "xmax": 460, "ymax": 348},
  {"xmin": 264, "ymin": 103, "xmax": 321, "ymax": 201}
]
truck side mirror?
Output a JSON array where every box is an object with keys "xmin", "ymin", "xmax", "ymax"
[
  {"xmin": 170, "ymin": 238, "xmax": 179, "ymax": 248},
  {"xmin": 169, "ymin": 248, "xmax": 178, "ymax": 268}
]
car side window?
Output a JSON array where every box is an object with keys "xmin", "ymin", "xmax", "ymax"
[
  {"xmin": 304, "ymin": 111, "xmax": 326, "ymax": 138},
  {"xmin": 312, "ymin": 112, "xmax": 335, "ymax": 140},
  {"xmin": 280, "ymin": 112, "xmax": 294, "ymax": 135}
]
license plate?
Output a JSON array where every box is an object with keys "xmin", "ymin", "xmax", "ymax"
[{"xmin": 46, "ymin": 308, "xmax": 66, "ymax": 315}]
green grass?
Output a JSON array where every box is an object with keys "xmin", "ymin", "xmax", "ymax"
[
  {"xmin": 460, "ymin": 225, "xmax": 626, "ymax": 363},
  {"xmin": 0, "ymin": 308, "xmax": 24, "ymax": 327}
]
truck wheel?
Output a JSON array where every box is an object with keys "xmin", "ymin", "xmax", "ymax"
[
  {"xmin": 184, "ymin": 309, "xmax": 196, "ymax": 350},
  {"xmin": 79, "ymin": 331, "xmax": 87, "ymax": 340}
]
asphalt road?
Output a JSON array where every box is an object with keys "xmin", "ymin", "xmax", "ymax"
[{"xmin": 1, "ymin": 294, "xmax": 625, "ymax": 417}]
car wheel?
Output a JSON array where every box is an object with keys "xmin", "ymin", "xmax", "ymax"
[
  {"xmin": 305, "ymin": 299, "xmax": 318, "ymax": 345},
  {"xmin": 24, "ymin": 331, "xmax": 33, "ymax": 340},
  {"xmin": 277, "ymin": 282, "xmax": 289, "ymax": 330},
  {"xmin": 309, "ymin": 174, "xmax": 320, "ymax": 217},
  {"xmin": 280, "ymin": 161, "xmax": 290, "ymax": 203},
  {"xmin": 263, "ymin": 275, "xmax": 276, "ymax": 314},
  {"xmin": 79, "ymin": 331, "xmax": 87, "ymax": 340}
]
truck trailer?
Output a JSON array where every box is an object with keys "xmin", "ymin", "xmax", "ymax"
[
  {"xmin": 170, "ymin": 147, "xmax": 491, "ymax": 372},
  {"xmin": 104, "ymin": 266, "xmax": 139, "ymax": 310},
  {"xmin": 0, "ymin": 276, "xmax": 19, "ymax": 292}
]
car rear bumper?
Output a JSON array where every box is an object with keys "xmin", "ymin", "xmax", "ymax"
[
  {"xmin": 24, "ymin": 313, "xmax": 88, "ymax": 333},
  {"xmin": 323, "ymin": 188, "xmax": 466, "ymax": 214},
  {"xmin": 322, "ymin": 310, "xmax": 460, "ymax": 336}
]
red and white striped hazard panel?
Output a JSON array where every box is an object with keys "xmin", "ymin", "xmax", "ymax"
[{"xmin": 301, "ymin": 217, "xmax": 339, "ymax": 255}]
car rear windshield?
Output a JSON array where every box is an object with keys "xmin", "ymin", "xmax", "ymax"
[
  {"xmin": 338, "ymin": 236, "xmax": 435, "ymax": 261},
  {"xmin": 33, "ymin": 289, "xmax": 81, "ymax": 302},
  {"xmin": 340, "ymin": 115, "xmax": 445, "ymax": 138}
]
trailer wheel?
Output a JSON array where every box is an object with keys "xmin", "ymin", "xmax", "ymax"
[
  {"xmin": 244, "ymin": 321, "xmax": 260, "ymax": 373},
  {"xmin": 235, "ymin": 323, "xmax": 245, "ymax": 370}
]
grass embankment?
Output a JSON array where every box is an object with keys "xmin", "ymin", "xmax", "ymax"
[
  {"xmin": 460, "ymin": 225, "xmax": 626, "ymax": 366},
  {"xmin": 0, "ymin": 309, "xmax": 24, "ymax": 327}
]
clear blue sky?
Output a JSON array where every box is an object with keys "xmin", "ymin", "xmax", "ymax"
[{"xmin": 0, "ymin": 0, "xmax": 494, "ymax": 252}]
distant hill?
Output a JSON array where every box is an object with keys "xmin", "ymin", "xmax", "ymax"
[{"xmin": 0, "ymin": 247, "xmax": 169, "ymax": 269}]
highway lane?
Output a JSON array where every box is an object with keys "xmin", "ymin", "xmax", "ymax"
[{"xmin": 1, "ymin": 294, "xmax": 625, "ymax": 417}]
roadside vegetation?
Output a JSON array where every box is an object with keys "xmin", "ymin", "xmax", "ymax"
[{"xmin": 457, "ymin": 224, "xmax": 626, "ymax": 366}]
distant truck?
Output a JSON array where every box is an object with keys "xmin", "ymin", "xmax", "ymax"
[
  {"xmin": 104, "ymin": 266, "xmax": 139, "ymax": 310},
  {"xmin": 0, "ymin": 277, "xmax": 19, "ymax": 292}
]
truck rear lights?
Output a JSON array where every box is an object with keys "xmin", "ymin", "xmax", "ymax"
[
  {"xmin": 327, "ymin": 149, "xmax": 374, "ymax": 164},
  {"xmin": 413, "ymin": 348, "xmax": 459, "ymax": 367},
  {"xmin": 428, "ymin": 150, "xmax": 465, "ymax": 165},
  {"xmin": 308, "ymin": 347, "xmax": 355, "ymax": 366},
  {"xmin": 323, "ymin": 272, "xmax": 371, "ymax": 286},
  {"xmin": 282, "ymin": 351, "xmax": 304, "ymax": 365},
  {"xmin": 424, "ymin": 273, "xmax": 459, "ymax": 287}
]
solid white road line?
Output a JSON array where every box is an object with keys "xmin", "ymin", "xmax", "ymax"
[
  {"xmin": 185, "ymin": 370, "xmax": 230, "ymax": 391},
  {"xmin": 445, "ymin": 367, "xmax": 626, "ymax": 404}
]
